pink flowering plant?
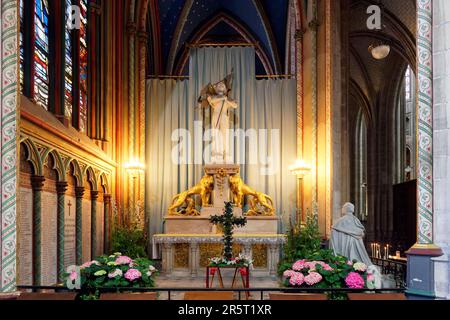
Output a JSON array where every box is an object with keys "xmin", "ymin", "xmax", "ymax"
[
  {"xmin": 64, "ymin": 252, "xmax": 158, "ymax": 299},
  {"xmin": 282, "ymin": 256, "xmax": 370, "ymax": 292},
  {"xmin": 279, "ymin": 212, "xmax": 371, "ymax": 299}
]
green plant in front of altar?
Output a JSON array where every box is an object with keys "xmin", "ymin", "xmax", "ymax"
[
  {"xmin": 110, "ymin": 224, "xmax": 147, "ymax": 258},
  {"xmin": 110, "ymin": 202, "xmax": 148, "ymax": 258},
  {"xmin": 210, "ymin": 201, "xmax": 247, "ymax": 261},
  {"xmin": 64, "ymin": 252, "xmax": 158, "ymax": 300},
  {"xmin": 278, "ymin": 210, "xmax": 335, "ymax": 275}
]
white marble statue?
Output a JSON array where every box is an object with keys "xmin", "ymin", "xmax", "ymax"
[
  {"xmin": 198, "ymin": 73, "xmax": 237, "ymax": 163},
  {"xmin": 330, "ymin": 202, "xmax": 372, "ymax": 266}
]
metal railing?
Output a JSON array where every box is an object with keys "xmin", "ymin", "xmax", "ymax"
[{"xmin": 17, "ymin": 285, "xmax": 406, "ymax": 300}]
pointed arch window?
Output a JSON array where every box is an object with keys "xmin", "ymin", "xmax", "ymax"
[
  {"xmin": 19, "ymin": 0, "xmax": 51, "ymax": 109},
  {"xmin": 65, "ymin": 0, "xmax": 89, "ymax": 133},
  {"xmin": 79, "ymin": 0, "xmax": 89, "ymax": 133},
  {"xmin": 19, "ymin": 0, "xmax": 92, "ymax": 135},
  {"xmin": 34, "ymin": 0, "xmax": 51, "ymax": 109},
  {"xmin": 64, "ymin": 0, "xmax": 74, "ymax": 121}
]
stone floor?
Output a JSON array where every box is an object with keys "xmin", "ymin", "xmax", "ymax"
[{"xmin": 155, "ymin": 275, "xmax": 282, "ymax": 300}]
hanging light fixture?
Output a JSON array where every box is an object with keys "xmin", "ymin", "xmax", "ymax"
[{"xmin": 368, "ymin": 42, "xmax": 391, "ymax": 60}]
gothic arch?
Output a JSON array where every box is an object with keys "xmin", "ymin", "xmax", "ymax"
[
  {"xmin": 100, "ymin": 173, "xmax": 110, "ymax": 194},
  {"xmin": 174, "ymin": 12, "xmax": 275, "ymax": 75},
  {"xmin": 84, "ymin": 166, "xmax": 99, "ymax": 191},
  {"xmin": 68, "ymin": 159, "xmax": 84, "ymax": 187},
  {"xmin": 19, "ymin": 138, "xmax": 42, "ymax": 176}
]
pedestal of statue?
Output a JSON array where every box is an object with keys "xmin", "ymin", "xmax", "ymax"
[{"xmin": 204, "ymin": 163, "xmax": 240, "ymax": 207}]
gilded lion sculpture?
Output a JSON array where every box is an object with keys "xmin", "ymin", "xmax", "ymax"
[
  {"xmin": 229, "ymin": 174, "xmax": 275, "ymax": 216},
  {"xmin": 168, "ymin": 175, "xmax": 214, "ymax": 216}
]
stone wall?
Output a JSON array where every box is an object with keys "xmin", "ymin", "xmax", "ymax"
[{"xmin": 433, "ymin": 0, "xmax": 450, "ymax": 299}]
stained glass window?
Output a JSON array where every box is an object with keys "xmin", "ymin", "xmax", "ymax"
[
  {"xmin": 79, "ymin": 0, "xmax": 88, "ymax": 132},
  {"xmin": 34, "ymin": 0, "xmax": 50, "ymax": 109},
  {"xmin": 65, "ymin": 0, "xmax": 73, "ymax": 121},
  {"xmin": 19, "ymin": 0, "xmax": 24, "ymax": 90},
  {"xmin": 405, "ymin": 66, "xmax": 411, "ymax": 101}
]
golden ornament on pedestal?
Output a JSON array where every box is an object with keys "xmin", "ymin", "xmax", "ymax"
[{"xmin": 167, "ymin": 175, "xmax": 214, "ymax": 216}]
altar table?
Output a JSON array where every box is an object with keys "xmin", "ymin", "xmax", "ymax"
[{"xmin": 153, "ymin": 234, "xmax": 285, "ymax": 278}]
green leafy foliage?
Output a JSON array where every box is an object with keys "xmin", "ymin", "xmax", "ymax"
[
  {"xmin": 279, "ymin": 210, "xmax": 334, "ymax": 275},
  {"xmin": 110, "ymin": 225, "xmax": 147, "ymax": 258}
]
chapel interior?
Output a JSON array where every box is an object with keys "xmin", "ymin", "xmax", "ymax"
[{"xmin": 14, "ymin": 0, "xmax": 425, "ymax": 288}]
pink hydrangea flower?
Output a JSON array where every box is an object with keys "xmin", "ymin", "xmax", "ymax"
[
  {"xmin": 292, "ymin": 259, "xmax": 306, "ymax": 271},
  {"xmin": 283, "ymin": 269, "xmax": 296, "ymax": 278},
  {"xmin": 304, "ymin": 272, "xmax": 322, "ymax": 286},
  {"xmin": 115, "ymin": 256, "xmax": 133, "ymax": 265},
  {"xmin": 69, "ymin": 271, "xmax": 78, "ymax": 281},
  {"xmin": 289, "ymin": 272, "xmax": 305, "ymax": 286},
  {"xmin": 307, "ymin": 261, "xmax": 334, "ymax": 271},
  {"xmin": 347, "ymin": 260, "xmax": 353, "ymax": 266},
  {"xmin": 124, "ymin": 268, "xmax": 142, "ymax": 281},
  {"xmin": 345, "ymin": 272, "xmax": 365, "ymax": 289},
  {"xmin": 80, "ymin": 260, "xmax": 100, "ymax": 269}
]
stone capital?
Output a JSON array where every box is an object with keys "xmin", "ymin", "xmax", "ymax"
[
  {"xmin": 56, "ymin": 181, "xmax": 68, "ymax": 195},
  {"xmin": 91, "ymin": 190, "xmax": 99, "ymax": 200},
  {"xmin": 75, "ymin": 186, "xmax": 85, "ymax": 198},
  {"xmin": 308, "ymin": 19, "xmax": 320, "ymax": 31},
  {"xmin": 294, "ymin": 29, "xmax": 305, "ymax": 41},
  {"xmin": 31, "ymin": 175, "xmax": 45, "ymax": 191},
  {"xmin": 104, "ymin": 194, "xmax": 112, "ymax": 203},
  {"xmin": 90, "ymin": 3, "xmax": 101, "ymax": 15},
  {"xmin": 138, "ymin": 31, "xmax": 148, "ymax": 44},
  {"xmin": 127, "ymin": 22, "xmax": 137, "ymax": 36}
]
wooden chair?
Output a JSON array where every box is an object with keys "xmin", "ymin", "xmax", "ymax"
[
  {"xmin": 347, "ymin": 293, "xmax": 406, "ymax": 300},
  {"xmin": 17, "ymin": 292, "xmax": 77, "ymax": 300},
  {"xmin": 99, "ymin": 292, "xmax": 157, "ymax": 300},
  {"xmin": 269, "ymin": 293, "xmax": 328, "ymax": 300},
  {"xmin": 184, "ymin": 291, "xmax": 234, "ymax": 300}
]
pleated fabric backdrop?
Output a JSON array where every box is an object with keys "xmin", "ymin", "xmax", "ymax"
[{"xmin": 146, "ymin": 47, "xmax": 297, "ymax": 251}]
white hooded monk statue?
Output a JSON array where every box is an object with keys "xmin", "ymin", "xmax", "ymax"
[{"xmin": 330, "ymin": 202, "xmax": 372, "ymax": 266}]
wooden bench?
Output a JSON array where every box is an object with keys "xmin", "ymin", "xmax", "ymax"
[
  {"xmin": 347, "ymin": 293, "xmax": 406, "ymax": 300},
  {"xmin": 184, "ymin": 291, "xmax": 234, "ymax": 300},
  {"xmin": 99, "ymin": 292, "xmax": 157, "ymax": 300},
  {"xmin": 269, "ymin": 293, "xmax": 328, "ymax": 300},
  {"xmin": 17, "ymin": 292, "xmax": 77, "ymax": 300}
]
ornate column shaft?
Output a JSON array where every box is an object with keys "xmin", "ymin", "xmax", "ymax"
[
  {"xmin": 31, "ymin": 176, "xmax": 45, "ymax": 286},
  {"xmin": 91, "ymin": 191, "xmax": 99, "ymax": 258},
  {"xmin": 103, "ymin": 194, "xmax": 112, "ymax": 253},
  {"xmin": 75, "ymin": 187, "xmax": 85, "ymax": 265},
  {"xmin": 309, "ymin": 0, "xmax": 319, "ymax": 216},
  {"xmin": 0, "ymin": 0, "xmax": 19, "ymax": 293},
  {"xmin": 56, "ymin": 182, "xmax": 68, "ymax": 282},
  {"xmin": 406, "ymin": 0, "xmax": 442, "ymax": 298},
  {"xmin": 411, "ymin": 0, "xmax": 441, "ymax": 252}
]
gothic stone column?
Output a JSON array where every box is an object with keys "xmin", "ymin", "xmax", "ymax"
[
  {"xmin": 75, "ymin": 187, "xmax": 85, "ymax": 265},
  {"xmin": 56, "ymin": 182, "xmax": 68, "ymax": 282},
  {"xmin": 406, "ymin": 0, "xmax": 443, "ymax": 298},
  {"xmin": 91, "ymin": 190, "xmax": 99, "ymax": 258},
  {"xmin": 431, "ymin": 0, "xmax": 450, "ymax": 299},
  {"xmin": 103, "ymin": 194, "xmax": 112, "ymax": 254},
  {"xmin": 31, "ymin": 176, "xmax": 45, "ymax": 286}
]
